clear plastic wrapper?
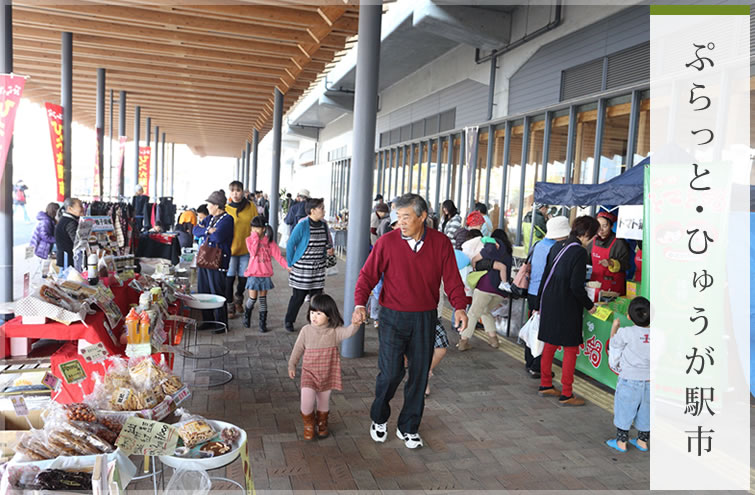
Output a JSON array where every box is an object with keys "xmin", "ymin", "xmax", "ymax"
[{"xmin": 174, "ymin": 411, "xmax": 217, "ymax": 449}]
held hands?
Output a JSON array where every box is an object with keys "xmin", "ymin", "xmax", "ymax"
[
  {"xmin": 454, "ymin": 309, "xmax": 469, "ymax": 334},
  {"xmin": 588, "ymin": 306, "xmax": 597, "ymax": 315},
  {"xmin": 288, "ymin": 369, "xmax": 295, "ymax": 379},
  {"xmin": 286, "ymin": 267, "xmax": 292, "ymax": 272},
  {"xmin": 598, "ymin": 259, "xmax": 609, "ymax": 267},
  {"xmin": 208, "ymin": 227, "xmax": 217, "ymax": 234},
  {"xmin": 352, "ymin": 306, "xmax": 368, "ymax": 326}
]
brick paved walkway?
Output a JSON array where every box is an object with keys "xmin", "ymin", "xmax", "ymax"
[{"xmin": 136, "ymin": 264, "xmax": 653, "ymax": 492}]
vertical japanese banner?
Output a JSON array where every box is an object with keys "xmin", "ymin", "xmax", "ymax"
[
  {"xmin": 44, "ymin": 102, "xmax": 65, "ymax": 202},
  {"xmin": 137, "ymin": 146, "xmax": 151, "ymax": 196},
  {"xmin": 115, "ymin": 136, "xmax": 126, "ymax": 195},
  {"xmin": 650, "ymin": 6, "xmax": 749, "ymax": 490},
  {"xmin": 0, "ymin": 75, "xmax": 25, "ymax": 181},
  {"xmin": 93, "ymin": 127, "xmax": 102, "ymax": 199}
]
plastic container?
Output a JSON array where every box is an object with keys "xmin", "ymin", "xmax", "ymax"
[
  {"xmin": 125, "ymin": 308, "xmax": 139, "ymax": 345},
  {"xmin": 138, "ymin": 312, "xmax": 151, "ymax": 344}
]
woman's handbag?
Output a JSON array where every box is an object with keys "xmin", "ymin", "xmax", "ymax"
[
  {"xmin": 326, "ymin": 254, "xmax": 337, "ymax": 268},
  {"xmin": 466, "ymin": 270, "xmax": 489, "ymax": 290},
  {"xmin": 509, "ymin": 262, "xmax": 531, "ymax": 298},
  {"xmin": 196, "ymin": 243, "xmax": 222, "ymax": 270}
]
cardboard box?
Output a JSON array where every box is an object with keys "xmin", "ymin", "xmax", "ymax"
[{"xmin": 0, "ymin": 409, "xmax": 44, "ymax": 458}]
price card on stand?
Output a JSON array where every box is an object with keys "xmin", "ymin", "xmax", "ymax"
[
  {"xmin": 81, "ymin": 342, "xmax": 109, "ymax": 363},
  {"xmin": 42, "ymin": 371, "xmax": 61, "ymax": 391},
  {"xmin": 59, "ymin": 360, "xmax": 87, "ymax": 384},
  {"xmin": 115, "ymin": 417, "xmax": 178, "ymax": 456},
  {"xmin": 10, "ymin": 396, "xmax": 28, "ymax": 417},
  {"xmin": 172, "ymin": 386, "xmax": 191, "ymax": 406}
]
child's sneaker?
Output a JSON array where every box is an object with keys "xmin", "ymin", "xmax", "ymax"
[
  {"xmin": 370, "ymin": 421, "xmax": 387, "ymax": 443},
  {"xmin": 396, "ymin": 428, "xmax": 423, "ymax": 449}
]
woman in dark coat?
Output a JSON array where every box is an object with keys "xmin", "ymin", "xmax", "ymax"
[{"xmin": 536, "ymin": 215, "xmax": 600, "ymax": 406}]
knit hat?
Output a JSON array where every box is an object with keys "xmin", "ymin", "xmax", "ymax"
[
  {"xmin": 205, "ymin": 190, "xmax": 227, "ymax": 207},
  {"xmin": 466, "ymin": 210, "xmax": 485, "ymax": 227},
  {"xmin": 297, "ymin": 189, "xmax": 310, "ymax": 198},
  {"xmin": 597, "ymin": 210, "xmax": 618, "ymax": 225},
  {"xmin": 545, "ymin": 216, "xmax": 570, "ymax": 239}
]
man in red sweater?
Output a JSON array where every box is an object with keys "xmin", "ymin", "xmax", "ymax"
[{"xmin": 353, "ymin": 193, "xmax": 468, "ymax": 449}]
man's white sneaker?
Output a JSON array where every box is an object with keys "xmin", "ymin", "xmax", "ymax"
[
  {"xmin": 396, "ymin": 428, "xmax": 424, "ymax": 449},
  {"xmin": 370, "ymin": 421, "xmax": 387, "ymax": 443}
]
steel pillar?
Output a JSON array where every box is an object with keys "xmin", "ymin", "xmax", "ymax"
[
  {"xmin": 590, "ymin": 98, "xmax": 606, "ymax": 216},
  {"xmin": 456, "ymin": 130, "xmax": 465, "ymax": 209},
  {"xmin": 626, "ymin": 89, "xmax": 642, "ymax": 168},
  {"xmin": 445, "ymin": 135, "xmax": 453, "ymax": 203},
  {"xmin": 251, "ymin": 129, "xmax": 259, "ymax": 193},
  {"xmin": 245, "ymin": 140, "xmax": 251, "ymax": 191},
  {"xmin": 170, "ymin": 142, "xmax": 175, "ymax": 197},
  {"xmin": 61, "ymin": 32, "xmax": 72, "ymax": 199},
  {"xmin": 0, "ymin": 0, "xmax": 12, "ymax": 317},
  {"xmin": 434, "ymin": 137, "xmax": 443, "ymax": 214},
  {"xmin": 515, "ymin": 117, "xmax": 530, "ymax": 245},
  {"xmin": 484, "ymin": 126, "xmax": 495, "ymax": 206},
  {"xmin": 498, "ymin": 122, "xmax": 511, "ymax": 229},
  {"xmin": 95, "ymin": 68, "xmax": 105, "ymax": 199},
  {"xmin": 342, "ymin": 1, "xmax": 381, "ymax": 358},
  {"xmin": 270, "ymin": 88, "xmax": 283, "ymax": 236},
  {"xmin": 108, "ymin": 89, "xmax": 113, "ymax": 199},
  {"xmin": 160, "ymin": 132, "xmax": 166, "ymax": 198}
]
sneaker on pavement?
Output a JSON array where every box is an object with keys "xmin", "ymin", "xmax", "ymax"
[
  {"xmin": 538, "ymin": 386, "xmax": 561, "ymax": 397},
  {"xmin": 396, "ymin": 428, "xmax": 423, "ymax": 449},
  {"xmin": 370, "ymin": 421, "xmax": 387, "ymax": 443}
]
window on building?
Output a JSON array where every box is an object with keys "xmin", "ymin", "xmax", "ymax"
[
  {"xmin": 411, "ymin": 120, "xmax": 424, "ymax": 140},
  {"xmin": 546, "ymin": 109, "xmax": 570, "ymax": 184},
  {"xmin": 598, "ymin": 95, "xmax": 632, "ymax": 183},
  {"xmin": 399, "ymin": 124, "xmax": 411, "ymax": 142},
  {"xmin": 505, "ymin": 120, "xmax": 524, "ymax": 241},
  {"xmin": 634, "ymin": 93, "xmax": 650, "ymax": 166},
  {"xmin": 439, "ymin": 109, "xmax": 456, "ymax": 133},
  {"xmin": 425, "ymin": 114, "xmax": 439, "ymax": 136}
]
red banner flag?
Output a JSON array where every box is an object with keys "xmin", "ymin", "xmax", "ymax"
[
  {"xmin": 0, "ymin": 75, "xmax": 25, "ymax": 182},
  {"xmin": 93, "ymin": 127, "xmax": 102, "ymax": 199},
  {"xmin": 115, "ymin": 136, "xmax": 126, "ymax": 195},
  {"xmin": 44, "ymin": 102, "xmax": 65, "ymax": 202},
  {"xmin": 138, "ymin": 146, "xmax": 151, "ymax": 196}
]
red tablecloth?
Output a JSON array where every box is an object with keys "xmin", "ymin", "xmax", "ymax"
[
  {"xmin": 2, "ymin": 279, "xmax": 140, "ymax": 356},
  {"xmin": 50, "ymin": 342, "xmax": 166, "ymax": 404}
]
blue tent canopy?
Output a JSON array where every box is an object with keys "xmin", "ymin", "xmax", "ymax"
[{"xmin": 534, "ymin": 157, "xmax": 649, "ymax": 207}]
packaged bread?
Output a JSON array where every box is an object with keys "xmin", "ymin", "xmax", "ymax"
[
  {"xmin": 14, "ymin": 430, "xmax": 56, "ymax": 461},
  {"xmin": 176, "ymin": 415, "xmax": 216, "ymax": 449}
]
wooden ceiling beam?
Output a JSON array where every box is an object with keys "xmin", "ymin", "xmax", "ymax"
[{"xmin": 152, "ymin": 4, "xmax": 326, "ymax": 28}]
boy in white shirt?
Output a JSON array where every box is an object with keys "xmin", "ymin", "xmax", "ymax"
[{"xmin": 606, "ymin": 296, "xmax": 650, "ymax": 453}]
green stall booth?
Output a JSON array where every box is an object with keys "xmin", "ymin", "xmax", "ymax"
[{"xmin": 533, "ymin": 158, "xmax": 650, "ymax": 390}]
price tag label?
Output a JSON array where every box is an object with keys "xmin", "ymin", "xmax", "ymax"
[
  {"xmin": 10, "ymin": 396, "xmax": 28, "ymax": 417},
  {"xmin": 42, "ymin": 371, "xmax": 61, "ymax": 391},
  {"xmin": 81, "ymin": 342, "xmax": 109, "ymax": 363},
  {"xmin": 59, "ymin": 360, "xmax": 87, "ymax": 385},
  {"xmin": 115, "ymin": 417, "xmax": 179, "ymax": 456},
  {"xmin": 24, "ymin": 246, "xmax": 33, "ymax": 260},
  {"xmin": 115, "ymin": 388, "xmax": 131, "ymax": 406},
  {"xmin": 173, "ymin": 386, "xmax": 191, "ymax": 405},
  {"xmin": 150, "ymin": 398, "xmax": 176, "ymax": 422}
]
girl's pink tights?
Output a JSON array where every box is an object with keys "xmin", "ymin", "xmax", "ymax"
[{"xmin": 300, "ymin": 388, "xmax": 331, "ymax": 414}]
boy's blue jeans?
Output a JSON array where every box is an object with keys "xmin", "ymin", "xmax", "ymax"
[{"xmin": 614, "ymin": 377, "xmax": 650, "ymax": 431}]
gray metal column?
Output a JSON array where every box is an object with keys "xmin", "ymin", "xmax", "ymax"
[
  {"xmin": 456, "ymin": 130, "xmax": 465, "ymax": 209},
  {"xmin": 590, "ymin": 98, "xmax": 606, "ymax": 216},
  {"xmin": 170, "ymin": 142, "xmax": 175, "ymax": 197},
  {"xmin": 61, "ymin": 32, "xmax": 72, "ymax": 199},
  {"xmin": 445, "ymin": 134, "xmax": 453, "ymax": 203},
  {"xmin": 342, "ymin": 1, "xmax": 381, "ymax": 358},
  {"xmin": 241, "ymin": 150, "xmax": 246, "ymax": 185},
  {"xmin": 484, "ymin": 126, "xmax": 495, "ymax": 205},
  {"xmin": 345, "ymin": 159, "xmax": 351, "ymax": 208},
  {"xmin": 375, "ymin": 150, "xmax": 382, "ymax": 197},
  {"xmin": 0, "ymin": 0, "xmax": 12, "ymax": 316},
  {"xmin": 251, "ymin": 129, "xmax": 259, "ymax": 192},
  {"xmin": 468, "ymin": 131, "xmax": 478, "ymax": 211},
  {"xmin": 270, "ymin": 88, "xmax": 283, "ymax": 236},
  {"xmin": 153, "ymin": 125, "xmax": 159, "ymax": 201},
  {"xmin": 108, "ymin": 89, "xmax": 113, "ymax": 199},
  {"xmin": 130, "ymin": 103, "xmax": 138, "ymax": 197},
  {"xmin": 564, "ymin": 106, "xmax": 577, "ymax": 186},
  {"xmin": 424, "ymin": 141, "xmax": 431, "ymax": 200},
  {"xmin": 407, "ymin": 142, "xmax": 414, "ymax": 192},
  {"xmin": 625, "ymin": 89, "xmax": 641, "ymax": 168},
  {"xmin": 386, "ymin": 149, "xmax": 393, "ymax": 200},
  {"xmin": 245, "ymin": 140, "xmax": 251, "ymax": 191},
  {"xmin": 95, "ymin": 68, "xmax": 105, "ymax": 199},
  {"xmin": 329, "ymin": 163, "xmax": 335, "ymax": 216},
  {"xmin": 487, "ymin": 52, "xmax": 497, "ymax": 120},
  {"xmin": 418, "ymin": 142, "xmax": 425, "ymax": 195},
  {"xmin": 235, "ymin": 158, "xmax": 240, "ymax": 181},
  {"xmin": 515, "ymin": 117, "xmax": 530, "ymax": 245},
  {"xmin": 160, "ymin": 132, "xmax": 166, "ymax": 197},
  {"xmin": 400, "ymin": 146, "xmax": 406, "ymax": 193},
  {"xmin": 434, "ymin": 137, "xmax": 443, "ymax": 214},
  {"xmin": 338, "ymin": 160, "xmax": 345, "ymax": 213},
  {"xmin": 144, "ymin": 117, "xmax": 151, "ymax": 195},
  {"xmin": 121, "ymin": 94, "xmax": 129, "ymax": 195},
  {"xmin": 541, "ymin": 111, "xmax": 552, "ymax": 181},
  {"xmin": 498, "ymin": 122, "xmax": 511, "ymax": 229}
]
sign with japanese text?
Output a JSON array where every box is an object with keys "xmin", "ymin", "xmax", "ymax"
[
  {"xmin": 138, "ymin": 146, "xmax": 151, "ymax": 196},
  {"xmin": 115, "ymin": 136, "xmax": 127, "ymax": 195},
  {"xmin": 115, "ymin": 417, "xmax": 178, "ymax": 456},
  {"xmin": 616, "ymin": 205, "xmax": 643, "ymax": 241},
  {"xmin": 10, "ymin": 395, "xmax": 28, "ymax": 417},
  {"xmin": 45, "ymin": 102, "xmax": 65, "ymax": 201},
  {"xmin": 58, "ymin": 359, "xmax": 86, "ymax": 384},
  {"xmin": 0, "ymin": 74, "xmax": 24, "ymax": 182},
  {"xmin": 650, "ymin": 5, "xmax": 749, "ymax": 490}
]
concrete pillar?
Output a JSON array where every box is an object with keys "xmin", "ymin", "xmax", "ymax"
[
  {"xmin": 270, "ymin": 88, "xmax": 283, "ymax": 236},
  {"xmin": 342, "ymin": 1, "xmax": 381, "ymax": 358},
  {"xmin": 61, "ymin": 32, "xmax": 72, "ymax": 199},
  {"xmin": 95, "ymin": 68, "xmax": 105, "ymax": 199}
]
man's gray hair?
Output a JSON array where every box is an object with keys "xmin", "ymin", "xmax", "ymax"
[
  {"xmin": 393, "ymin": 193, "xmax": 428, "ymax": 217},
  {"xmin": 63, "ymin": 197, "xmax": 80, "ymax": 211}
]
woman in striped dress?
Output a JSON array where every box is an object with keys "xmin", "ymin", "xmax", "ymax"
[{"xmin": 285, "ymin": 198, "xmax": 333, "ymax": 332}]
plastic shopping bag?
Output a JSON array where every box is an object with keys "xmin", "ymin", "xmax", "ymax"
[
  {"xmin": 518, "ymin": 312, "xmax": 544, "ymax": 357},
  {"xmin": 164, "ymin": 467, "xmax": 212, "ymax": 495}
]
